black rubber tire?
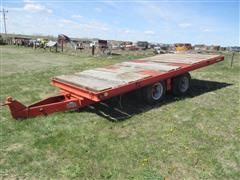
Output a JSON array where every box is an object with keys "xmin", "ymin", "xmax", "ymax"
[
  {"xmin": 143, "ymin": 81, "xmax": 166, "ymax": 105},
  {"xmin": 172, "ymin": 73, "xmax": 191, "ymax": 96}
]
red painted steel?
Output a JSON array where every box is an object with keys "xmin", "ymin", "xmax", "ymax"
[
  {"xmin": 3, "ymin": 54, "xmax": 224, "ymax": 119},
  {"xmin": 2, "ymin": 95, "xmax": 94, "ymax": 119}
]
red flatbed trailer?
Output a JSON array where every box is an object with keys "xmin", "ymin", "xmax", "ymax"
[{"xmin": 3, "ymin": 53, "xmax": 224, "ymax": 119}]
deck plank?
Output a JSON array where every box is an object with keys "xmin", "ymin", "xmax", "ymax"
[
  {"xmin": 120, "ymin": 61, "xmax": 180, "ymax": 71},
  {"xmin": 55, "ymin": 74, "xmax": 122, "ymax": 91},
  {"xmin": 141, "ymin": 54, "xmax": 218, "ymax": 64},
  {"xmin": 77, "ymin": 69, "xmax": 150, "ymax": 84}
]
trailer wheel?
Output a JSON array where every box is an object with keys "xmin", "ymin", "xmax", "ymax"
[
  {"xmin": 173, "ymin": 73, "xmax": 191, "ymax": 96},
  {"xmin": 144, "ymin": 81, "xmax": 166, "ymax": 104}
]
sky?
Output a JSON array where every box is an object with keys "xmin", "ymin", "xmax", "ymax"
[{"xmin": 1, "ymin": 0, "xmax": 239, "ymax": 46}]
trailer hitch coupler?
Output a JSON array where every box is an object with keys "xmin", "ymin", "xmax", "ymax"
[{"xmin": 1, "ymin": 97, "xmax": 13, "ymax": 106}]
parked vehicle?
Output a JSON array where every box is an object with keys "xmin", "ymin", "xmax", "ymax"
[{"xmin": 3, "ymin": 53, "xmax": 224, "ymax": 119}]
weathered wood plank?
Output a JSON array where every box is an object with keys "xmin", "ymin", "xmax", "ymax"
[
  {"xmin": 120, "ymin": 61, "xmax": 180, "ymax": 72},
  {"xmin": 77, "ymin": 69, "xmax": 150, "ymax": 84},
  {"xmin": 55, "ymin": 74, "xmax": 122, "ymax": 91},
  {"xmin": 141, "ymin": 54, "xmax": 218, "ymax": 64}
]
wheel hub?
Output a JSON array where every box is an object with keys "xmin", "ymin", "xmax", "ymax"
[
  {"xmin": 179, "ymin": 77, "xmax": 189, "ymax": 92},
  {"xmin": 152, "ymin": 83, "xmax": 163, "ymax": 100}
]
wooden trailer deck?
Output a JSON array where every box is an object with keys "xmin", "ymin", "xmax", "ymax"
[
  {"xmin": 53, "ymin": 54, "xmax": 223, "ymax": 93},
  {"xmin": 5, "ymin": 53, "xmax": 224, "ymax": 119}
]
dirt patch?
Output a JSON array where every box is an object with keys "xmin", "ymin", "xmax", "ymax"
[{"xmin": 6, "ymin": 143, "xmax": 23, "ymax": 152}]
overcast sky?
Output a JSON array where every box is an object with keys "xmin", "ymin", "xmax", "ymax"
[{"xmin": 1, "ymin": 0, "xmax": 239, "ymax": 46}]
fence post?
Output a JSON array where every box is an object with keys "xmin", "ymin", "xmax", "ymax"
[
  {"xmin": 92, "ymin": 45, "xmax": 95, "ymax": 56},
  {"xmin": 231, "ymin": 52, "xmax": 235, "ymax": 67},
  {"xmin": 61, "ymin": 40, "xmax": 63, "ymax": 52}
]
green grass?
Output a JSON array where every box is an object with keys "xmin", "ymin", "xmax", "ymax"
[{"xmin": 1, "ymin": 45, "xmax": 239, "ymax": 179}]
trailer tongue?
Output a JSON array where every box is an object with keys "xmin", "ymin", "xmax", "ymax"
[{"xmin": 3, "ymin": 53, "xmax": 224, "ymax": 119}]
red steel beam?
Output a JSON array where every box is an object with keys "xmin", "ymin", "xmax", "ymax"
[{"xmin": 2, "ymin": 94, "xmax": 95, "ymax": 119}]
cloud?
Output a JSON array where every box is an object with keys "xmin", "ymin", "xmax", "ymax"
[
  {"xmin": 144, "ymin": 30, "xmax": 155, "ymax": 35},
  {"xmin": 60, "ymin": 19, "xmax": 76, "ymax": 25},
  {"xmin": 59, "ymin": 18, "xmax": 109, "ymax": 32},
  {"xmin": 123, "ymin": 29, "xmax": 135, "ymax": 34},
  {"xmin": 202, "ymin": 28, "xmax": 213, "ymax": 32},
  {"xmin": 178, "ymin": 23, "xmax": 191, "ymax": 28},
  {"xmin": 87, "ymin": 21, "xmax": 109, "ymax": 31},
  {"xmin": 23, "ymin": 1, "xmax": 52, "ymax": 13},
  {"xmin": 72, "ymin": 14, "xmax": 83, "ymax": 19}
]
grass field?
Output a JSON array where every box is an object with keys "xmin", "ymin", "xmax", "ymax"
[{"xmin": 1, "ymin": 45, "xmax": 239, "ymax": 179}]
